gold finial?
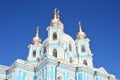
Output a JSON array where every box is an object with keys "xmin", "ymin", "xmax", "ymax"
[
  {"xmin": 54, "ymin": 8, "xmax": 57, "ymax": 19},
  {"xmin": 57, "ymin": 10, "xmax": 60, "ymax": 21},
  {"xmin": 78, "ymin": 21, "xmax": 83, "ymax": 32},
  {"xmin": 36, "ymin": 26, "xmax": 39, "ymax": 37}
]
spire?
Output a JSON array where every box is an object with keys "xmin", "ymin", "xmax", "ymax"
[
  {"xmin": 33, "ymin": 26, "xmax": 41, "ymax": 45},
  {"xmin": 77, "ymin": 22, "xmax": 86, "ymax": 40},
  {"xmin": 54, "ymin": 8, "xmax": 57, "ymax": 19},
  {"xmin": 78, "ymin": 21, "xmax": 83, "ymax": 32},
  {"xmin": 36, "ymin": 26, "xmax": 39, "ymax": 37},
  {"xmin": 57, "ymin": 10, "xmax": 60, "ymax": 21}
]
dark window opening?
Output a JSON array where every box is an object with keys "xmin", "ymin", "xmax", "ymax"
[
  {"xmin": 40, "ymin": 51, "xmax": 41, "ymax": 56},
  {"xmin": 69, "ymin": 44, "xmax": 72, "ymax": 51},
  {"xmin": 83, "ymin": 60, "xmax": 87, "ymax": 66},
  {"xmin": 69, "ymin": 57, "xmax": 73, "ymax": 63},
  {"xmin": 57, "ymin": 76, "xmax": 62, "ymax": 80},
  {"xmin": 33, "ymin": 50, "xmax": 36, "ymax": 57},
  {"xmin": 37, "ymin": 58, "xmax": 40, "ymax": 62},
  {"xmin": 81, "ymin": 45, "xmax": 86, "ymax": 53},
  {"xmin": 53, "ymin": 49, "xmax": 57, "ymax": 57},
  {"xmin": 53, "ymin": 32, "xmax": 57, "ymax": 40},
  {"xmin": 44, "ymin": 46, "xmax": 46, "ymax": 53}
]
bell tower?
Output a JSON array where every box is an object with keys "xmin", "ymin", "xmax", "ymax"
[
  {"xmin": 75, "ymin": 22, "xmax": 93, "ymax": 68},
  {"xmin": 47, "ymin": 8, "xmax": 64, "ymax": 41},
  {"xmin": 27, "ymin": 27, "xmax": 42, "ymax": 65},
  {"xmin": 45, "ymin": 9, "xmax": 65, "ymax": 60}
]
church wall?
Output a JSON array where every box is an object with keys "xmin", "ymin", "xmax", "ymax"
[{"xmin": 0, "ymin": 10, "xmax": 116, "ymax": 80}]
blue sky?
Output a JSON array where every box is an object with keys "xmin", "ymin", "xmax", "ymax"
[{"xmin": 0, "ymin": 0, "xmax": 119, "ymax": 79}]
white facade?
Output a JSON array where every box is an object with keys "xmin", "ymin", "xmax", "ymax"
[{"xmin": 0, "ymin": 9, "xmax": 116, "ymax": 80}]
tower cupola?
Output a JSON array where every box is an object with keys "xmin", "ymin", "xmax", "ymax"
[
  {"xmin": 51, "ymin": 8, "xmax": 58, "ymax": 27},
  {"xmin": 32, "ymin": 27, "xmax": 41, "ymax": 45},
  {"xmin": 77, "ymin": 22, "xmax": 86, "ymax": 40}
]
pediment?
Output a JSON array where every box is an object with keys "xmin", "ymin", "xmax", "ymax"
[{"xmin": 97, "ymin": 67, "xmax": 108, "ymax": 75}]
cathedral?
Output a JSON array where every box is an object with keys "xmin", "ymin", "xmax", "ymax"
[{"xmin": 0, "ymin": 9, "xmax": 116, "ymax": 80}]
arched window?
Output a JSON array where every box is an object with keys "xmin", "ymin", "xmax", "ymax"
[
  {"xmin": 33, "ymin": 50, "xmax": 36, "ymax": 57},
  {"xmin": 69, "ymin": 44, "xmax": 72, "ymax": 51},
  {"xmin": 81, "ymin": 45, "xmax": 86, "ymax": 53},
  {"xmin": 83, "ymin": 60, "xmax": 87, "ymax": 66},
  {"xmin": 53, "ymin": 32, "xmax": 57, "ymax": 40},
  {"xmin": 69, "ymin": 57, "xmax": 73, "ymax": 63},
  {"xmin": 57, "ymin": 76, "xmax": 62, "ymax": 80},
  {"xmin": 53, "ymin": 49, "xmax": 57, "ymax": 57}
]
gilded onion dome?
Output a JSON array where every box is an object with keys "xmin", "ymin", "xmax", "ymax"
[
  {"xmin": 33, "ymin": 27, "xmax": 41, "ymax": 45},
  {"xmin": 50, "ymin": 8, "xmax": 64, "ymax": 30},
  {"xmin": 57, "ymin": 10, "xmax": 64, "ymax": 29},
  {"xmin": 51, "ymin": 8, "xmax": 58, "ymax": 27},
  {"xmin": 77, "ymin": 22, "xmax": 86, "ymax": 40}
]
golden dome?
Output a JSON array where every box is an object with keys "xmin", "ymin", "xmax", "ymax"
[
  {"xmin": 51, "ymin": 8, "xmax": 58, "ymax": 27},
  {"xmin": 32, "ymin": 27, "xmax": 41, "ymax": 45}
]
